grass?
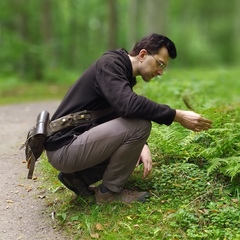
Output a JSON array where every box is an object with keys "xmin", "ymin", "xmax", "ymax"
[
  {"xmin": 3, "ymin": 67, "xmax": 240, "ymax": 239},
  {"xmin": 0, "ymin": 70, "xmax": 78, "ymax": 105}
]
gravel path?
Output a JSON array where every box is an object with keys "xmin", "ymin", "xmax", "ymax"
[{"xmin": 0, "ymin": 101, "xmax": 70, "ymax": 240}]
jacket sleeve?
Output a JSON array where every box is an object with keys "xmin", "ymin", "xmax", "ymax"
[{"xmin": 95, "ymin": 58, "xmax": 176, "ymax": 126}]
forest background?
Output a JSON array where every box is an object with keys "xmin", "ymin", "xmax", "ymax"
[{"xmin": 0, "ymin": 0, "xmax": 240, "ymax": 81}]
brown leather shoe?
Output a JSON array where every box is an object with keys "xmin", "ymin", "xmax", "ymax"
[
  {"xmin": 94, "ymin": 186, "xmax": 149, "ymax": 204},
  {"xmin": 58, "ymin": 172, "xmax": 94, "ymax": 197}
]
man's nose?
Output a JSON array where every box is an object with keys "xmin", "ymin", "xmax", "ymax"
[{"xmin": 157, "ymin": 68, "xmax": 164, "ymax": 76}]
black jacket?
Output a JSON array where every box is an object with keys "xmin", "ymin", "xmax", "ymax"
[{"xmin": 45, "ymin": 48, "xmax": 176, "ymax": 151}]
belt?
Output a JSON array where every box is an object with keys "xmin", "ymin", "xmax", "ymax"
[{"xmin": 48, "ymin": 107, "xmax": 113, "ymax": 135}]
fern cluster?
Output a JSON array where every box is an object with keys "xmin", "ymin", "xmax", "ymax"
[{"xmin": 148, "ymin": 104, "xmax": 240, "ymax": 195}]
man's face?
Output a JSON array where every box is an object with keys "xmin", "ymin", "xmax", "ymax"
[{"xmin": 138, "ymin": 47, "xmax": 170, "ymax": 82}]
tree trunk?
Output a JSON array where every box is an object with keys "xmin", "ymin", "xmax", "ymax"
[
  {"xmin": 41, "ymin": 0, "xmax": 52, "ymax": 44},
  {"xmin": 108, "ymin": 0, "xmax": 118, "ymax": 49},
  {"xmin": 128, "ymin": 0, "xmax": 138, "ymax": 48},
  {"xmin": 145, "ymin": 0, "xmax": 168, "ymax": 35},
  {"xmin": 234, "ymin": 0, "xmax": 240, "ymax": 63}
]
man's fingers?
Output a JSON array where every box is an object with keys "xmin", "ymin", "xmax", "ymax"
[
  {"xmin": 194, "ymin": 123, "xmax": 212, "ymax": 132},
  {"xmin": 196, "ymin": 123, "xmax": 212, "ymax": 129},
  {"xmin": 192, "ymin": 116, "xmax": 212, "ymax": 131},
  {"xmin": 142, "ymin": 163, "xmax": 152, "ymax": 178}
]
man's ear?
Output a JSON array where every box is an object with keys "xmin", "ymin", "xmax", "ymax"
[{"xmin": 138, "ymin": 49, "xmax": 148, "ymax": 61}]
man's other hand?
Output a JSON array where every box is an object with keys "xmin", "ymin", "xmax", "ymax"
[{"xmin": 136, "ymin": 144, "xmax": 152, "ymax": 178}]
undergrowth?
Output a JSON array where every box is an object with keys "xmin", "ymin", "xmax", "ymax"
[{"xmin": 37, "ymin": 156, "xmax": 240, "ymax": 240}]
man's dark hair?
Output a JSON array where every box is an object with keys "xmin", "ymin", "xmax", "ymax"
[{"xmin": 129, "ymin": 33, "xmax": 177, "ymax": 59}]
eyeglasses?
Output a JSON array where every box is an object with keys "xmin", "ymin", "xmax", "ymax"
[{"xmin": 149, "ymin": 53, "xmax": 166, "ymax": 70}]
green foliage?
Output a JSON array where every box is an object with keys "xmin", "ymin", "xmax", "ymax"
[
  {"xmin": 208, "ymin": 157, "xmax": 240, "ymax": 181},
  {"xmin": 150, "ymin": 122, "xmax": 237, "ymax": 155},
  {"xmin": 37, "ymin": 157, "xmax": 240, "ymax": 240},
  {"xmin": 148, "ymin": 119, "xmax": 240, "ymax": 185},
  {"xmin": 0, "ymin": 70, "xmax": 77, "ymax": 105},
  {"xmin": 0, "ymin": 1, "xmax": 239, "ymax": 80}
]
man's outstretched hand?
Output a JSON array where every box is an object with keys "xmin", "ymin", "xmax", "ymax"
[{"xmin": 174, "ymin": 110, "xmax": 212, "ymax": 132}]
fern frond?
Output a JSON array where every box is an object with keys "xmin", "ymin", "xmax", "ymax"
[
  {"xmin": 207, "ymin": 156, "xmax": 240, "ymax": 181},
  {"xmin": 207, "ymin": 158, "xmax": 227, "ymax": 174}
]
